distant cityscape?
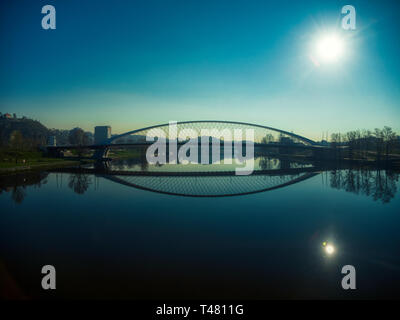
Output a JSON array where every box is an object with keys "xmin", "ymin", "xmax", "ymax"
[{"xmin": 1, "ymin": 112, "xmax": 400, "ymax": 151}]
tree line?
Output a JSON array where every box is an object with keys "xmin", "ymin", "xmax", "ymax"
[
  {"xmin": 329, "ymin": 169, "xmax": 398, "ymax": 203},
  {"xmin": 0, "ymin": 119, "xmax": 92, "ymax": 162},
  {"xmin": 330, "ymin": 126, "xmax": 399, "ymax": 162},
  {"xmin": 0, "ymin": 126, "xmax": 91, "ymax": 152}
]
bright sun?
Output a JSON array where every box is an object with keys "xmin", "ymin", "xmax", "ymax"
[
  {"xmin": 322, "ymin": 241, "xmax": 336, "ymax": 256},
  {"xmin": 315, "ymin": 33, "xmax": 345, "ymax": 63}
]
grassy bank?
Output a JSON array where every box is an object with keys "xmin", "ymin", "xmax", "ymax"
[
  {"xmin": 0, "ymin": 159, "xmax": 82, "ymax": 174},
  {"xmin": 0, "ymin": 150, "xmax": 82, "ymax": 174}
]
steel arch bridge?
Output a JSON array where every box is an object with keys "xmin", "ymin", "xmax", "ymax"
[
  {"xmin": 47, "ymin": 120, "xmax": 324, "ymax": 160},
  {"xmin": 106, "ymin": 120, "xmax": 317, "ymax": 146}
]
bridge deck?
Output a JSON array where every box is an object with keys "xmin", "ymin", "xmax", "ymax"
[{"xmin": 49, "ymin": 166, "xmax": 319, "ymax": 177}]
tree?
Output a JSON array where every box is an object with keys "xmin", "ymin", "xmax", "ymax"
[
  {"xmin": 68, "ymin": 128, "xmax": 88, "ymax": 146},
  {"xmin": 374, "ymin": 128, "xmax": 384, "ymax": 162},
  {"xmin": 361, "ymin": 129, "xmax": 372, "ymax": 159},
  {"xmin": 12, "ymin": 186, "xmax": 27, "ymax": 204},
  {"xmin": 9, "ymin": 130, "xmax": 24, "ymax": 151},
  {"xmin": 346, "ymin": 131, "xmax": 357, "ymax": 159},
  {"xmin": 330, "ymin": 133, "xmax": 343, "ymax": 160},
  {"xmin": 68, "ymin": 128, "xmax": 89, "ymax": 158},
  {"xmin": 261, "ymin": 133, "xmax": 275, "ymax": 144},
  {"xmin": 68, "ymin": 174, "xmax": 91, "ymax": 194},
  {"xmin": 382, "ymin": 126, "xmax": 397, "ymax": 161}
]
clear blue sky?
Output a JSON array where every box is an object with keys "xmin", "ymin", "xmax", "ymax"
[{"xmin": 0, "ymin": 0, "xmax": 399, "ymax": 140}]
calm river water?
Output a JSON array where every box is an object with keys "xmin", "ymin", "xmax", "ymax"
[{"xmin": 1, "ymin": 158, "xmax": 399, "ymax": 299}]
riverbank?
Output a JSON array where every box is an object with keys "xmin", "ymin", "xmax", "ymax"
[
  {"xmin": 0, "ymin": 159, "xmax": 83, "ymax": 175},
  {"xmin": 0, "ymin": 149, "xmax": 92, "ymax": 175}
]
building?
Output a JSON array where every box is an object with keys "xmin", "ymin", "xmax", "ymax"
[
  {"xmin": 94, "ymin": 126, "xmax": 111, "ymax": 144},
  {"xmin": 280, "ymin": 136, "xmax": 294, "ymax": 145},
  {"xmin": 47, "ymin": 136, "xmax": 57, "ymax": 146},
  {"xmin": 84, "ymin": 131, "xmax": 94, "ymax": 144}
]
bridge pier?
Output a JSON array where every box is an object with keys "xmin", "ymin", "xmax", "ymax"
[{"xmin": 93, "ymin": 147, "xmax": 110, "ymax": 160}]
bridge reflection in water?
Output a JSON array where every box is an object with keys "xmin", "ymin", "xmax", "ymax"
[
  {"xmin": 50, "ymin": 155, "xmax": 317, "ymax": 197},
  {"xmin": 100, "ymin": 171, "xmax": 318, "ymax": 197},
  {"xmin": 42, "ymin": 151, "xmax": 399, "ymax": 202},
  {"xmin": 1, "ymin": 155, "xmax": 398, "ymax": 203}
]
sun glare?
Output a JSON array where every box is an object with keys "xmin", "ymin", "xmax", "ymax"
[
  {"xmin": 325, "ymin": 244, "xmax": 335, "ymax": 255},
  {"xmin": 322, "ymin": 241, "xmax": 336, "ymax": 256},
  {"xmin": 315, "ymin": 33, "xmax": 345, "ymax": 63}
]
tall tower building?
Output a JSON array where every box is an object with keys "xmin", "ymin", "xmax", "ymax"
[{"xmin": 94, "ymin": 126, "xmax": 111, "ymax": 144}]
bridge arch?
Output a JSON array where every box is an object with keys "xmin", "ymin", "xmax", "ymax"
[{"xmin": 106, "ymin": 120, "xmax": 317, "ymax": 146}]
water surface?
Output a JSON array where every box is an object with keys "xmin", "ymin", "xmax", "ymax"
[{"xmin": 1, "ymin": 159, "xmax": 399, "ymax": 299}]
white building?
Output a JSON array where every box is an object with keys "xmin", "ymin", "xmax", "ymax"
[{"xmin": 47, "ymin": 135, "xmax": 57, "ymax": 146}]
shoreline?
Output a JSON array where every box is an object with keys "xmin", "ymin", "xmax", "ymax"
[
  {"xmin": 0, "ymin": 160, "xmax": 82, "ymax": 175},
  {"xmin": 1, "ymin": 156, "xmax": 399, "ymax": 176}
]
